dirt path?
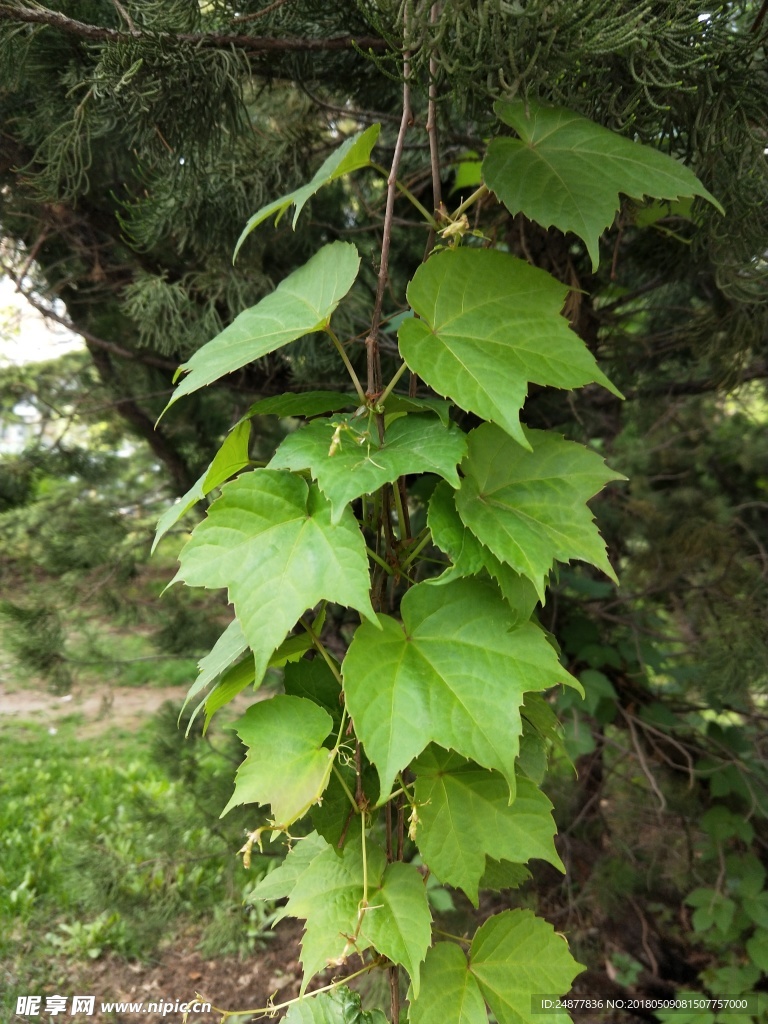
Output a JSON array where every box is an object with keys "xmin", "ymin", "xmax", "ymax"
[
  {"xmin": 0, "ymin": 681, "xmax": 258, "ymax": 736},
  {"xmin": 0, "ymin": 681, "xmax": 194, "ymax": 735}
]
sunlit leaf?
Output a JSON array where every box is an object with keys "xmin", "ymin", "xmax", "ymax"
[
  {"xmin": 470, "ymin": 909, "xmax": 585, "ymax": 1024},
  {"xmin": 363, "ymin": 862, "xmax": 432, "ymax": 996},
  {"xmin": 412, "ymin": 749, "xmax": 563, "ymax": 905},
  {"xmin": 271, "ymin": 413, "xmax": 466, "ymax": 522},
  {"xmin": 173, "ymin": 469, "xmax": 376, "ymax": 687},
  {"xmin": 484, "ymin": 100, "xmax": 723, "ymax": 271},
  {"xmin": 234, "ymin": 125, "xmax": 380, "ymax": 259},
  {"xmin": 163, "ymin": 242, "xmax": 360, "ymax": 412},
  {"xmin": 222, "ymin": 696, "xmax": 334, "ymax": 826},
  {"xmin": 455, "ymin": 424, "xmax": 624, "ymax": 600},
  {"xmin": 428, "ymin": 480, "xmax": 538, "ymax": 623},
  {"xmin": 152, "ymin": 419, "xmax": 251, "ymax": 552},
  {"xmin": 409, "ymin": 942, "xmax": 487, "ymax": 1024},
  {"xmin": 343, "ymin": 578, "xmax": 577, "ymax": 800},
  {"xmin": 399, "ymin": 248, "xmax": 619, "ymax": 448}
]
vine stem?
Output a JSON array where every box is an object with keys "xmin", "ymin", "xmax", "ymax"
[
  {"xmin": 207, "ymin": 961, "xmax": 377, "ymax": 1020},
  {"xmin": 299, "ymin": 615, "xmax": 343, "ymax": 685},
  {"xmin": 452, "ymin": 183, "xmax": 489, "ymax": 220},
  {"xmin": 401, "ymin": 527, "xmax": 431, "ymax": 568},
  {"xmin": 379, "ymin": 361, "xmax": 409, "ymax": 405},
  {"xmin": 369, "ymin": 162, "xmax": 438, "ymax": 227},
  {"xmin": 424, "ymin": 1, "xmax": 444, "ymax": 255},
  {"xmin": 332, "ymin": 763, "xmax": 359, "ymax": 813},
  {"xmin": 325, "ymin": 326, "xmax": 367, "ymax": 405},
  {"xmin": 367, "ymin": 39, "xmax": 412, "ymax": 398}
]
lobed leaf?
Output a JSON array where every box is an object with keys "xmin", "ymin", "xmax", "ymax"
[
  {"xmin": 343, "ymin": 578, "xmax": 577, "ymax": 801},
  {"xmin": 362, "ymin": 862, "xmax": 432, "ymax": 997},
  {"xmin": 469, "ymin": 909, "xmax": 585, "ymax": 1024},
  {"xmin": 398, "ymin": 248, "xmax": 619, "ymax": 448},
  {"xmin": 484, "ymin": 100, "xmax": 723, "ymax": 271},
  {"xmin": 428, "ymin": 480, "xmax": 538, "ymax": 623},
  {"xmin": 455, "ymin": 424, "xmax": 624, "ymax": 600},
  {"xmin": 172, "ymin": 469, "xmax": 376, "ymax": 688},
  {"xmin": 271, "ymin": 413, "xmax": 466, "ymax": 523},
  {"xmin": 412, "ymin": 749, "xmax": 563, "ymax": 905},
  {"xmin": 163, "ymin": 242, "xmax": 360, "ymax": 412},
  {"xmin": 284, "ymin": 987, "xmax": 388, "ymax": 1024},
  {"xmin": 286, "ymin": 835, "xmax": 386, "ymax": 988},
  {"xmin": 233, "ymin": 125, "xmax": 380, "ymax": 260},
  {"xmin": 222, "ymin": 696, "xmax": 334, "ymax": 826},
  {"xmin": 249, "ymin": 831, "xmax": 328, "ymax": 911},
  {"xmin": 409, "ymin": 943, "xmax": 487, "ymax": 1024}
]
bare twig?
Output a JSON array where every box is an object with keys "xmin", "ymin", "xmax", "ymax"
[
  {"xmin": 423, "ymin": 2, "xmax": 443, "ymax": 256},
  {"xmin": 620, "ymin": 706, "xmax": 667, "ymax": 813},
  {"xmin": 367, "ymin": 31, "xmax": 412, "ymax": 397}
]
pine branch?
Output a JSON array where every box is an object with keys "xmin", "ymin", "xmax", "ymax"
[{"xmin": 0, "ymin": 3, "xmax": 387, "ymax": 52}]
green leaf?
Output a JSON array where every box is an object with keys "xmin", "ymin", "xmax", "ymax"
[
  {"xmin": 244, "ymin": 391, "xmax": 358, "ymax": 419},
  {"xmin": 249, "ymin": 831, "xmax": 328, "ymax": 909},
  {"xmin": 363, "ymin": 862, "xmax": 432, "ymax": 996},
  {"xmin": 455, "ymin": 424, "xmax": 624, "ymax": 600},
  {"xmin": 181, "ymin": 618, "xmax": 248, "ymax": 719},
  {"xmin": 746, "ymin": 930, "xmax": 768, "ymax": 972},
  {"xmin": 233, "ymin": 125, "xmax": 380, "ymax": 259},
  {"xmin": 191, "ymin": 621, "xmax": 323, "ymax": 733},
  {"xmin": 343, "ymin": 578, "xmax": 577, "ymax": 801},
  {"xmin": 701, "ymin": 806, "xmax": 754, "ymax": 843},
  {"xmin": 284, "ymin": 987, "xmax": 387, "ymax": 1024},
  {"xmin": 164, "ymin": 242, "xmax": 360, "ymax": 412},
  {"xmin": 398, "ymin": 248, "xmax": 620, "ymax": 448},
  {"xmin": 412, "ymin": 749, "xmax": 563, "ymax": 905},
  {"xmin": 284, "ymin": 658, "xmax": 343, "ymax": 726},
  {"xmin": 484, "ymin": 100, "xmax": 723, "ymax": 271},
  {"xmin": 173, "ymin": 469, "xmax": 376, "ymax": 688},
  {"xmin": 479, "ymin": 860, "xmax": 532, "ymax": 892},
  {"xmin": 382, "ymin": 394, "xmax": 453, "ymax": 427},
  {"xmin": 428, "ymin": 481, "xmax": 538, "ymax": 624},
  {"xmin": 743, "ymin": 893, "xmax": 768, "ymax": 930},
  {"xmin": 470, "ymin": 909, "xmax": 584, "ymax": 1024},
  {"xmin": 221, "ymin": 695, "xmax": 334, "ymax": 826},
  {"xmin": 152, "ymin": 419, "xmax": 252, "ymax": 553},
  {"xmin": 271, "ymin": 414, "xmax": 467, "ymax": 523},
  {"xmin": 203, "ymin": 654, "xmax": 256, "ymax": 733},
  {"xmin": 286, "ymin": 834, "xmax": 386, "ymax": 987},
  {"xmin": 409, "ymin": 943, "xmax": 487, "ymax": 1024}
]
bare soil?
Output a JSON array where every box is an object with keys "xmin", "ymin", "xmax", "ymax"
[{"xmin": 61, "ymin": 921, "xmax": 308, "ymax": 1023}]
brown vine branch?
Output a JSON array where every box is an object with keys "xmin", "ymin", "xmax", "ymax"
[
  {"xmin": 367, "ymin": 38, "xmax": 412, "ymax": 399},
  {"xmin": 424, "ymin": 1, "xmax": 443, "ymax": 257},
  {"xmin": 0, "ymin": 3, "xmax": 387, "ymax": 52}
]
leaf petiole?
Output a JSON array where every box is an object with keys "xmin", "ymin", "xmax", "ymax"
[
  {"xmin": 325, "ymin": 326, "xmax": 367, "ymax": 405},
  {"xmin": 452, "ymin": 183, "xmax": 489, "ymax": 219},
  {"xmin": 370, "ymin": 161, "xmax": 438, "ymax": 227},
  {"xmin": 378, "ymin": 361, "xmax": 409, "ymax": 405}
]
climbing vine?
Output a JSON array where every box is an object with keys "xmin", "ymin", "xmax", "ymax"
[{"xmin": 157, "ymin": 61, "xmax": 720, "ymax": 1024}]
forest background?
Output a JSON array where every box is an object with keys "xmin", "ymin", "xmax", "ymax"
[{"xmin": 1, "ymin": 1, "xmax": 767, "ymax": 1023}]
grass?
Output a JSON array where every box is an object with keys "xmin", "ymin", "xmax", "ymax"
[{"xmin": 0, "ymin": 709, "xmax": 276, "ymax": 1020}]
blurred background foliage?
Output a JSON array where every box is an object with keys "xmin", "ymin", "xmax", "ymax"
[{"xmin": 1, "ymin": 0, "xmax": 767, "ymax": 1020}]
